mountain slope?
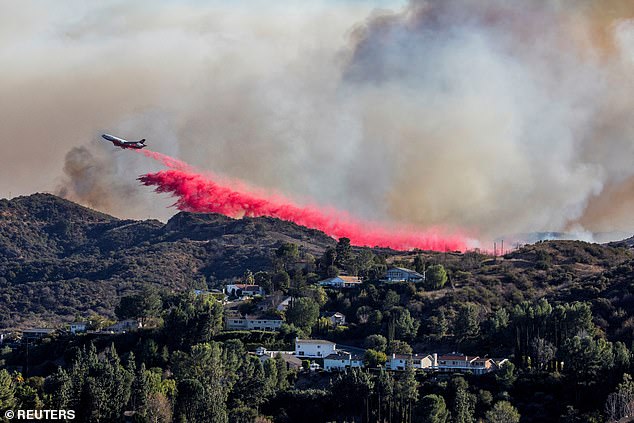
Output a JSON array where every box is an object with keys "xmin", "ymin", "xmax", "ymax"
[{"xmin": 0, "ymin": 193, "xmax": 335, "ymax": 328}]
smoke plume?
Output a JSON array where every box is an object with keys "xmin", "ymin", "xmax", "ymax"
[{"xmin": 2, "ymin": 1, "xmax": 634, "ymax": 242}]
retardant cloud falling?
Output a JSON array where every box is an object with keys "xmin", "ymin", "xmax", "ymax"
[{"xmin": 2, "ymin": 0, "xmax": 634, "ymax": 242}]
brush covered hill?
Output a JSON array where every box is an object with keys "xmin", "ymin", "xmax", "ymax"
[
  {"xmin": 0, "ymin": 193, "xmax": 335, "ymax": 328},
  {"xmin": 1, "ymin": 193, "xmax": 634, "ymax": 340}
]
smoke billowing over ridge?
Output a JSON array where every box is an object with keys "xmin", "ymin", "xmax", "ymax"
[{"xmin": 2, "ymin": 1, "xmax": 634, "ymax": 242}]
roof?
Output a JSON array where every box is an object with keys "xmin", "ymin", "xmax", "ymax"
[
  {"xmin": 387, "ymin": 267, "xmax": 424, "ymax": 277},
  {"xmin": 296, "ymin": 338, "xmax": 336, "ymax": 345},
  {"xmin": 23, "ymin": 328, "xmax": 55, "ymax": 333},
  {"xmin": 319, "ymin": 276, "xmax": 361, "ymax": 284},
  {"xmin": 321, "ymin": 311, "xmax": 346, "ymax": 318},
  {"xmin": 324, "ymin": 351, "xmax": 364, "ymax": 360},
  {"xmin": 339, "ymin": 275, "xmax": 361, "ymax": 282},
  {"xmin": 227, "ymin": 284, "xmax": 261, "ymax": 290},
  {"xmin": 438, "ymin": 355, "xmax": 480, "ymax": 362}
]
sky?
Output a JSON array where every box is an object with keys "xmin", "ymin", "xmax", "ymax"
[{"xmin": 1, "ymin": 0, "xmax": 634, "ymax": 244}]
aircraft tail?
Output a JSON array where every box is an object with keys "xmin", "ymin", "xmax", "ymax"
[{"xmin": 140, "ymin": 139, "xmax": 146, "ymax": 144}]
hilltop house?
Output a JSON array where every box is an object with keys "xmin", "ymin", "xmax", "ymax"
[
  {"xmin": 382, "ymin": 267, "xmax": 424, "ymax": 283},
  {"xmin": 295, "ymin": 338, "xmax": 337, "ymax": 358},
  {"xmin": 318, "ymin": 276, "xmax": 362, "ymax": 289}
]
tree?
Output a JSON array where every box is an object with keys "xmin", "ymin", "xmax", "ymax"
[
  {"xmin": 272, "ymin": 271, "xmax": 291, "ymax": 292},
  {"xmin": 426, "ymin": 264, "xmax": 447, "ymax": 290},
  {"xmin": 605, "ymin": 373, "xmax": 634, "ymax": 422},
  {"xmin": 395, "ymin": 365, "xmax": 418, "ymax": 423},
  {"xmin": 455, "ymin": 302, "xmax": 481, "ymax": 343},
  {"xmin": 331, "ymin": 369, "xmax": 374, "ymax": 422},
  {"xmin": 0, "ymin": 369, "xmax": 15, "ymax": 412},
  {"xmin": 364, "ymin": 334, "xmax": 388, "ymax": 352},
  {"xmin": 388, "ymin": 340, "xmax": 413, "ymax": 355},
  {"xmin": 452, "ymin": 378, "xmax": 476, "ymax": 423},
  {"xmin": 364, "ymin": 349, "xmax": 388, "ymax": 368},
  {"xmin": 530, "ymin": 337, "xmax": 556, "ymax": 371},
  {"xmin": 335, "ymin": 238, "xmax": 354, "ymax": 272},
  {"xmin": 146, "ymin": 392, "xmax": 173, "ymax": 423},
  {"xmin": 419, "ymin": 394, "xmax": 449, "ymax": 423},
  {"xmin": 485, "ymin": 401, "xmax": 520, "ymax": 423},
  {"xmin": 115, "ymin": 286, "xmax": 162, "ymax": 327},
  {"xmin": 285, "ymin": 297, "xmax": 320, "ymax": 333}
]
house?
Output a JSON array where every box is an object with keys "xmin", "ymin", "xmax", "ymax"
[
  {"xmin": 436, "ymin": 354, "xmax": 495, "ymax": 375},
  {"xmin": 318, "ymin": 276, "xmax": 362, "ymax": 289},
  {"xmin": 255, "ymin": 347, "xmax": 302, "ymax": 370},
  {"xmin": 225, "ymin": 315, "xmax": 283, "ymax": 331},
  {"xmin": 69, "ymin": 322, "xmax": 88, "ymax": 334},
  {"xmin": 295, "ymin": 338, "xmax": 337, "ymax": 358},
  {"xmin": 321, "ymin": 311, "xmax": 346, "ymax": 326},
  {"xmin": 385, "ymin": 353, "xmax": 436, "ymax": 371},
  {"xmin": 276, "ymin": 297, "xmax": 292, "ymax": 312},
  {"xmin": 104, "ymin": 319, "xmax": 141, "ymax": 334},
  {"xmin": 225, "ymin": 284, "xmax": 265, "ymax": 297},
  {"xmin": 324, "ymin": 351, "xmax": 364, "ymax": 372},
  {"xmin": 382, "ymin": 267, "xmax": 424, "ymax": 283},
  {"xmin": 22, "ymin": 328, "xmax": 55, "ymax": 341}
]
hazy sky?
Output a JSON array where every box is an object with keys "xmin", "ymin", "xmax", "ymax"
[{"xmin": 2, "ymin": 0, "xmax": 634, "ymax": 242}]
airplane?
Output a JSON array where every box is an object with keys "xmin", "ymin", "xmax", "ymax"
[{"xmin": 101, "ymin": 133, "xmax": 147, "ymax": 149}]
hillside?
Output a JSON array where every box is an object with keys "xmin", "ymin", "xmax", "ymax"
[{"xmin": 0, "ymin": 193, "xmax": 335, "ymax": 328}]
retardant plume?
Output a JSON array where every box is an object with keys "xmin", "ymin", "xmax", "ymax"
[{"xmin": 137, "ymin": 151, "xmax": 467, "ymax": 251}]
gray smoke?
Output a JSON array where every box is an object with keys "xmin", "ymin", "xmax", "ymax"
[{"xmin": 2, "ymin": 0, "xmax": 634, "ymax": 242}]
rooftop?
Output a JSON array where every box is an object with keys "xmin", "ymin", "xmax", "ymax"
[{"xmin": 296, "ymin": 338, "xmax": 336, "ymax": 345}]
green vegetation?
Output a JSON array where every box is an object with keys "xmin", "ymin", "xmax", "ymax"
[{"xmin": 1, "ymin": 194, "xmax": 634, "ymax": 421}]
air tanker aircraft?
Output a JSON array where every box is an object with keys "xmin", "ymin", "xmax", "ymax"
[{"xmin": 102, "ymin": 134, "xmax": 147, "ymax": 149}]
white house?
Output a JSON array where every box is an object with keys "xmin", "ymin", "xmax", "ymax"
[
  {"xmin": 385, "ymin": 353, "xmax": 437, "ymax": 371},
  {"xmin": 382, "ymin": 267, "xmax": 424, "ymax": 283},
  {"xmin": 255, "ymin": 347, "xmax": 303, "ymax": 370},
  {"xmin": 295, "ymin": 338, "xmax": 337, "ymax": 358},
  {"xmin": 324, "ymin": 351, "xmax": 364, "ymax": 372},
  {"xmin": 104, "ymin": 319, "xmax": 141, "ymax": 333},
  {"xmin": 436, "ymin": 354, "xmax": 495, "ymax": 375},
  {"xmin": 225, "ymin": 316, "xmax": 283, "ymax": 331},
  {"xmin": 225, "ymin": 284, "xmax": 265, "ymax": 297},
  {"xmin": 321, "ymin": 312, "xmax": 346, "ymax": 326},
  {"xmin": 69, "ymin": 322, "xmax": 88, "ymax": 334},
  {"xmin": 318, "ymin": 276, "xmax": 362, "ymax": 289}
]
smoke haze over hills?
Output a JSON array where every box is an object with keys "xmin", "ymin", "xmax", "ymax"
[{"xmin": 2, "ymin": 0, "xmax": 634, "ymax": 243}]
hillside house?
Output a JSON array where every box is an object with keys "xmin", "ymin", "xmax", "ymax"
[
  {"xmin": 318, "ymin": 276, "xmax": 362, "ymax": 289},
  {"xmin": 22, "ymin": 328, "xmax": 55, "ymax": 341},
  {"xmin": 225, "ymin": 315, "xmax": 283, "ymax": 331},
  {"xmin": 69, "ymin": 322, "xmax": 87, "ymax": 334},
  {"xmin": 321, "ymin": 311, "xmax": 346, "ymax": 326},
  {"xmin": 225, "ymin": 284, "xmax": 265, "ymax": 297},
  {"xmin": 437, "ymin": 354, "xmax": 495, "ymax": 375},
  {"xmin": 104, "ymin": 319, "xmax": 141, "ymax": 334},
  {"xmin": 385, "ymin": 353, "xmax": 437, "ymax": 371},
  {"xmin": 324, "ymin": 351, "xmax": 364, "ymax": 372},
  {"xmin": 255, "ymin": 347, "xmax": 303, "ymax": 370},
  {"xmin": 295, "ymin": 338, "xmax": 337, "ymax": 358},
  {"xmin": 382, "ymin": 267, "xmax": 424, "ymax": 283}
]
